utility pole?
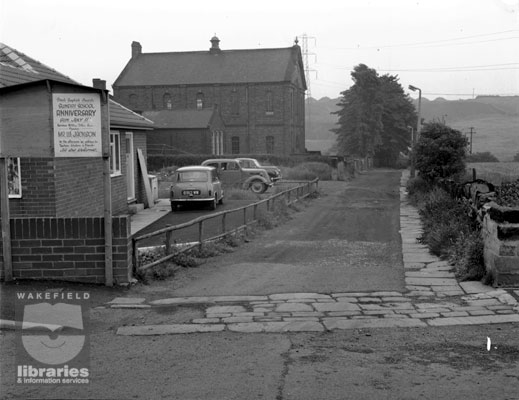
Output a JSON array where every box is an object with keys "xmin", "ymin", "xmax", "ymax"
[
  {"xmin": 299, "ymin": 34, "xmax": 317, "ymax": 140},
  {"xmin": 469, "ymin": 126, "xmax": 476, "ymax": 154}
]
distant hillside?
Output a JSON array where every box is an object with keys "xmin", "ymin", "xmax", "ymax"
[{"xmin": 305, "ymin": 96, "xmax": 519, "ymax": 160}]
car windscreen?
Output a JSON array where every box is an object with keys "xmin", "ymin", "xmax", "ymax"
[{"xmin": 178, "ymin": 171, "xmax": 208, "ymax": 182}]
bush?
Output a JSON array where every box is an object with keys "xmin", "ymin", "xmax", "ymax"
[
  {"xmin": 466, "ymin": 152, "xmax": 499, "ymax": 163},
  {"xmin": 414, "ymin": 122, "xmax": 467, "ymax": 182},
  {"xmin": 448, "ymin": 231, "xmax": 486, "ymax": 281},
  {"xmin": 495, "ymin": 179, "xmax": 519, "ymax": 207},
  {"xmin": 281, "ymin": 162, "xmax": 332, "ymax": 181},
  {"xmin": 412, "ymin": 185, "xmax": 486, "ymax": 281},
  {"xmin": 147, "ymin": 153, "xmax": 335, "ymax": 171}
]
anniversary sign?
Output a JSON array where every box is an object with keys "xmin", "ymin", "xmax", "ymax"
[{"xmin": 53, "ymin": 94, "xmax": 102, "ymax": 157}]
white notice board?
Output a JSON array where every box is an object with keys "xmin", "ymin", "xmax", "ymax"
[{"xmin": 53, "ymin": 93, "xmax": 102, "ymax": 157}]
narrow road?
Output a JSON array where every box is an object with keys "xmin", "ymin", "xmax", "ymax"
[{"xmin": 156, "ymin": 169, "xmax": 405, "ymax": 297}]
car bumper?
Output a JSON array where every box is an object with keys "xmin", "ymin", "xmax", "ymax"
[{"xmin": 171, "ymin": 197, "xmax": 214, "ymax": 203}]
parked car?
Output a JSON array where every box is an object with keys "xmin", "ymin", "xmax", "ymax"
[
  {"xmin": 236, "ymin": 158, "xmax": 282, "ymax": 182},
  {"xmin": 201, "ymin": 158, "xmax": 272, "ymax": 194},
  {"xmin": 170, "ymin": 166, "xmax": 223, "ymax": 211}
]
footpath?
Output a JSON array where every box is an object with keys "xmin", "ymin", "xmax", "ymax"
[{"xmin": 107, "ymin": 171, "xmax": 519, "ymax": 335}]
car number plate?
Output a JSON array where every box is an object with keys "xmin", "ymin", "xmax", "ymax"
[{"xmin": 182, "ymin": 190, "xmax": 200, "ymax": 196}]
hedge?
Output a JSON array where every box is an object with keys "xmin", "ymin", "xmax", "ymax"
[{"xmin": 147, "ymin": 153, "xmax": 336, "ymax": 171}]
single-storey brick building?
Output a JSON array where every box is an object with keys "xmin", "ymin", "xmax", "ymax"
[
  {"xmin": 0, "ymin": 43, "xmax": 154, "ymax": 284},
  {"xmin": 143, "ymin": 106, "xmax": 225, "ymax": 155}
]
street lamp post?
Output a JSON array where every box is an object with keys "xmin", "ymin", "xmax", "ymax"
[{"xmin": 408, "ymin": 85, "xmax": 422, "ymax": 178}]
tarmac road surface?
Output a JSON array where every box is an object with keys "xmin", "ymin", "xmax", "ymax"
[{"xmin": 149, "ymin": 169, "xmax": 405, "ymax": 297}]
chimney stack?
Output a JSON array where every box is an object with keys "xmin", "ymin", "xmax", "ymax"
[
  {"xmin": 131, "ymin": 41, "xmax": 142, "ymax": 59},
  {"xmin": 92, "ymin": 78, "xmax": 106, "ymax": 90}
]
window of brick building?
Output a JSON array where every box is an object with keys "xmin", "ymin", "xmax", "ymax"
[
  {"xmin": 110, "ymin": 131, "xmax": 121, "ymax": 176},
  {"xmin": 231, "ymin": 89, "xmax": 239, "ymax": 115},
  {"xmin": 266, "ymin": 90, "xmax": 273, "ymax": 115},
  {"xmin": 231, "ymin": 136, "xmax": 240, "ymax": 154},
  {"xmin": 7, "ymin": 157, "xmax": 22, "ymax": 198},
  {"xmin": 163, "ymin": 93, "xmax": 172, "ymax": 109},
  {"xmin": 197, "ymin": 92, "xmax": 204, "ymax": 110},
  {"xmin": 266, "ymin": 136, "xmax": 274, "ymax": 154}
]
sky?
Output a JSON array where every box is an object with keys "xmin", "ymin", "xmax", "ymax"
[{"xmin": 1, "ymin": 0, "xmax": 518, "ymax": 100}]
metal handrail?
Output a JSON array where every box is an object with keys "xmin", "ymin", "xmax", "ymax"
[{"xmin": 133, "ymin": 178, "xmax": 319, "ymax": 271}]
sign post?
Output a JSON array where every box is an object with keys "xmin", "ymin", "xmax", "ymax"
[{"xmin": 0, "ymin": 157, "xmax": 13, "ymax": 281}]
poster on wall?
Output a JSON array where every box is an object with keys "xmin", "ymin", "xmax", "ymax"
[
  {"xmin": 8, "ymin": 157, "xmax": 21, "ymax": 198},
  {"xmin": 53, "ymin": 93, "xmax": 102, "ymax": 157}
]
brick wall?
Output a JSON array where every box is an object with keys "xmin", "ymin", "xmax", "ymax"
[
  {"xmin": 115, "ymin": 81, "xmax": 305, "ymax": 155},
  {"xmin": 9, "ymin": 158, "xmax": 57, "ymax": 217},
  {"xmin": 0, "ymin": 216, "xmax": 132, "ymax": 284},
  {"xmin": 55, "ymin": 158, "xmax": 105, "ymax": 217}
]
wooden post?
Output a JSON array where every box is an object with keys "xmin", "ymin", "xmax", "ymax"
[
  {"xmin": 103, "ymin": 155, "xmax": 113, "ymax": 287},
  {"xmin": 165, "ymin": 230, "xmax": 172, "ymax": 255},
  {"xmin": 132, "ymin": 238, "xmax": 139, "ymax": 274},
  {"xmin": 198, "ymin": 220, "xmax": 204, "ymax": 251},
  {"xmin": 0, "ymin": 158, "xmax": 13, "ymax": 281}
]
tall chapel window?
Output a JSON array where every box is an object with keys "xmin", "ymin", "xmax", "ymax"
[
  {"xmin": 196, "ymin": 92, "xmax": 204, "ymax": 110},
  {"xmin": 163, "ymin": 93, "xmax": 172, "ymax": 109}
]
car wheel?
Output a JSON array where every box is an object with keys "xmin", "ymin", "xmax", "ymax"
[
  {"xmin": 250, "ymin": 180, "xmax": 267, "ymax": 194},
  {"xmin": 218, "ymin": 193, "xmax": 224, "ymax": 204},
  {"xmin": 171, "ymin": 202, "xmax": 177, "ymax": 212}
]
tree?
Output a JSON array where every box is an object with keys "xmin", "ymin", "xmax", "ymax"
[
  {"xmin": 415, "ymin": 122, "xmax": 467, "ymax": 182},
  {"xmin": 332, "ymin": 64, "xmax": 384, "ymax": 158},
  {"xmin": 376, "ymin": 75, "xmax": 417, "ymax": 167},
  {"xmin": 332, "ymin": 64, "xmax": 416, "ymax": 167}
]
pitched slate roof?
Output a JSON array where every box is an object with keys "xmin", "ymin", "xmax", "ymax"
[
  {"xmin": 0, "ymin": 43, "xmax": 78, "ymax": 87},
  {"xmin": 0, "ymin": 42, "xmax": 153, "ymax": 130},
  {"xmin": 142, "ymin": 109, "xmax": 214, "ymax": 129},
  {"xmin": 114, "ymin": 44, "xmax": 306, "ymax": 88},
  {"xmin": 110, "ymin": 99, "xmax": 154, "ymax": 130}
]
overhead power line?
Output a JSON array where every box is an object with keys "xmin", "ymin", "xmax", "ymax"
[
  {"xmin": 317, "ymin": 62, "xmax": 519, "ymax": 72},
  {"xmin": 320, "ymin": 29, "xmax": 519, "ymax": 50}
]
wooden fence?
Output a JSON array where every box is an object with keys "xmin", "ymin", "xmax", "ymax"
[{"xmin": 132, "ymin": 179, "xmax": 319, "ymax": 272}]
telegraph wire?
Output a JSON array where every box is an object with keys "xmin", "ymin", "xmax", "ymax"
[{"xmin": 319, "ymin": 29, "xmax": 519, "ymax": 50}]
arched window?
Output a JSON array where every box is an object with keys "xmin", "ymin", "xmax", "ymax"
[
  {"xmin": 266, "ymin": 90, "xmax": 273, "ymax": 114},
  {"xmin": 196, "ymin": 92, "xmax": 204, "ymax": 110},
  {"xmin": 163, "ymin": 93, "xmax": 172, "ymax": 109},
  {"xmin": 231, "ymin": 89, "xmax": 239, "ymax": 115},
  {"xmin": 266, "ymin": 136, "xmax": 274, "ymax": 154},
  {"xmin": 231, "ymin": 136, "xmax": 240, "ymax": 154}
]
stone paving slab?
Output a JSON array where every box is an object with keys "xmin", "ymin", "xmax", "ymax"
[
  {"xmin": 110, "ymin": 304, "xmax": 151, "ymax": 309},
  {"xmin": 117, "ymin": 324, "xmax": 226, "ymax": 335},
  {"xmin": 108, "ymin": 297, "xmax": 146, "ymax": 304},
  {"xmin": 269, "ymin": 293, "xmax": 331, "ymax": 300},
  {"xmin": 323, "ymin": 317, "xmax": 427, "ymax": 330}
]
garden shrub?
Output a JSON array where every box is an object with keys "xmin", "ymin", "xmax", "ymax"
[
  {"xmin": 281, "ymin": 162, "xmax": 332, "ymax": 181},
  {"xmin": 413, "ymin": 186, "xmax": 486, "ymax": 281},
  {"xmin": 414, "ymin": 122, "xmax": 467, "ymax": 182}
]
